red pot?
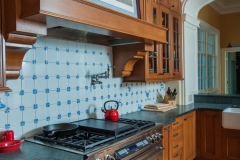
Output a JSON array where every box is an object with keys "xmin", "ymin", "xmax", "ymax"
[
  {"xmin": 0, "ymin": 140, "xmax": 24, "ymax": 153},
  {"xmin": 102, "ymin": 100, "xmax": 119, "ymax": 121},
  {"xmin": 2, "ymin": 130, "xmax": 14, "ymax": 142}
]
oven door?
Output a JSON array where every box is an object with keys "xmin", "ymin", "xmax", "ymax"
[{"xmin": 130, "ymin": 145, "xmax": 164, "ymax": 160}]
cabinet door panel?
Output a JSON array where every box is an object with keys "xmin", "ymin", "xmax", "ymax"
[
  {"xmin": 183, "ymin": 111, "xmax": 196, "ymax": 160},
  {"xmin": 200, "ymin": 110, "xmax": 221, "ymax": 159},
  {"xmin": 173, "ymin": 149, "xmax": 184, "ymax": 160},
  {"xmin": 222, "ymin": 129, "xmax": 240, "ymax": 160},
  {"xmin": 163, "ymin": 125, "xmax": 172, "ymax": 160}
]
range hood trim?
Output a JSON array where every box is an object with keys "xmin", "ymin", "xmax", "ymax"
[{"xmin": 21, "ymin": 0, "xmax": 167, "ymax": 44}]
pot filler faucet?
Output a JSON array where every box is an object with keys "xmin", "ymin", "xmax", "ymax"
[{"xmin": 91, "ymin": 66, "xmax": 114, "ymax": 85}]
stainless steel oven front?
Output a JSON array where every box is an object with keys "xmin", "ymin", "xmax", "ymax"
[{"xmin": 87, "ymin": 124, "xmax": 164, "ymax": 160}]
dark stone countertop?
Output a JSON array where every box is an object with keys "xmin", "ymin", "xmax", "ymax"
[
  {"xmin": 0, "ymin": 141, "xmax": 83, "ymax": 160},
  {"xmin": 120, "ymin": 103, "xmax": 231, "ymax": 125},
  {"xmin": 0, "ymin": 103, "xmax": 233, "ymax": 160}
]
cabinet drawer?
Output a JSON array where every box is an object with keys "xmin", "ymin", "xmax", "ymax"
[
  {"xmin": 172, "ymin": 127, "xmax": 183, "ymax": 141},
  {"xmin": 173, "ymin": 149, "xmax": 183, "ymax": 160},
  {"xmin": 172, "ymin": 139, "xmax": 183, "ymax": 155},
  {"xmin": 172, "ymin": 116, "xmax": 183, "ymax": 130}
]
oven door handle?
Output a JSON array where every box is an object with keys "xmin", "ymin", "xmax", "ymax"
[{"xmin": 130, "ymin": 145, "xmax": 164, "ymax": 160}]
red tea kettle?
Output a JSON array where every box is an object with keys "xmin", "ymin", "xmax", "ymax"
[{"xmin": 102, "ymin": 100, "xmax": 119, "ymax": 121}]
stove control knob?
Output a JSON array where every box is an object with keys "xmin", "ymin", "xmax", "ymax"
[
  {"xmin": 146, "ymin": 136, "xmax": 153, "ymax": 143},
  {"xmin": 151, "ymin": 134, "xmax": 157, "ymax": 143},
  {"xmin": 105, "ymin": 154, "xmax": 115, "ymax": 160},
  {"xmin": 155, "ymin": 132, "xmax": 163, "ymax": 141}
]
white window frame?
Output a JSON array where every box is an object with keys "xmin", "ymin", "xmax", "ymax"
[{"xmin": 198, "ymin": 20, "xmax": 220, "ymax": 93}]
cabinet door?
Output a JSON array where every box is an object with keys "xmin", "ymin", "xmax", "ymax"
[
  {"xmin": 222, "ymin": 129, "xmax": 240, "ymax": 160},
  {"xmin": 159, "ymin": 6, "xmax": 172, "ymax": 79},
  {"xmin": 200, "ymin": 110, "xmax": 221, "ymax": 159},
  {"xmin": 183, "ymin": 111, "xmax": 196, "ymax": 160},
  {"xmin": 171, "ymin": 12, "xmax": 182, "ymax": 79},
  {"xmin": 163, "ymin": 125, "xmax": 172, "ymax": 160}
]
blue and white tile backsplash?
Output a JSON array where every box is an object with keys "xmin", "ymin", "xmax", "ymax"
[{"xmin": 0, "ymin": 37, "xmax": 166, "ymax": 139}]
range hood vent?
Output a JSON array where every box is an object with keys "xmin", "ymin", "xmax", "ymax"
[{"xmin": 47, "ymin": 26, "xmax": 140, "ymax": 46}]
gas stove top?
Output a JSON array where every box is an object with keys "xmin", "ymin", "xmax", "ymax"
[{"xmin": 27, "ymin": 118, "xmax": 155, "ymax": 156}]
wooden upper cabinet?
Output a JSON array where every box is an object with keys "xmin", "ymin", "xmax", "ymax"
[{"xmin": 171, "ymin": 12, "xmax": 182, "ymax": 79}]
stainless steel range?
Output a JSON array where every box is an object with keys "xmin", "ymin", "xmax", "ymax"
[{"xmin": 26, "ymin": 118, "xmax": 163, "ymax": 160}]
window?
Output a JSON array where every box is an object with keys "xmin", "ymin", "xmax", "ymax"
[{"xmin": 198, "ymin": 26, "xmax": 217, "ymax": 92}]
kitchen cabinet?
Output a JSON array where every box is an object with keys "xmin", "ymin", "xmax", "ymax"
[
  {"xmin": 163, "ymin": 124, "xmax": 172, "ymax": 160},
  {"xmin": 113, "ymin": 0, "xmax": 182, "ymax": 82},
  {"xmin": 197, "ymin": 110, "xmax": 221, "ymax": 160},
  {"xmin": 183, "ymin": 111, "xmax": 196, "ymax": 160},
  {"xmin": 172, "ymin": 116, "xmax": 184, "ymax": 159},
  {"xmin": 222, "ymin": 129, "xmax": 240, "ymax": 160}
]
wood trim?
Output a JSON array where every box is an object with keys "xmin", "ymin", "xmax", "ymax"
[
  {"xmin": 20, "ymin": 0, "xmax": 167, "ymax": 43},
  {"xmin": 122, "ymin": 51, "xmax": 146, "ymax": 77},
  {"xmin": 0, "ymin": 0, "xmax": 11, "ymax": 92},
  {"xmin": 5, "ymin": 33, "xmax": 36, "ymax": 79}
]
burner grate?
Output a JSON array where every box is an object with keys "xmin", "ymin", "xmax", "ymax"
[{"xmin": 34, "ymin": 130, "xmax": 115, "ymax": 151}]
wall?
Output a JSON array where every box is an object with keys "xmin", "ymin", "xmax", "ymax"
[
  {"xmin": 198, "ymin": 5, "xmax": 240, "ymax": 48},
  {"xmin": 0, "ymin": 37, "xmax": 166, "ymax": 139},
  {"xmin": 221, "ymin": 12, "xmax": 240, "ymax": 48},
  {"xmin": 198, "ymin": 5, "xmax": 221, "ymax": 30}
]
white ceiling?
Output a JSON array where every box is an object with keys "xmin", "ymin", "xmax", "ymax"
[{"xmin": 209, "ymin": 0, "xmax": 240, "ymax": 14}]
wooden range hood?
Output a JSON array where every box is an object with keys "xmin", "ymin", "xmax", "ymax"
[{"xmin": 2, "ymin": 0, "xmax": 167, "ymax": 81}]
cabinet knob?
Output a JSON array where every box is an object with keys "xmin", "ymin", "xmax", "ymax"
[
  {"xmin": 159, "ymin": 73, "xmax": 164, "ymax": 75},
  {"xmin": 172, "ymin": 5, "xmax": 175, "ymax": 8},
  {"xmin": 173, "ymin": 133, "xmax": 178, "ymax": 137},
  {"xmin": 173, "ymin": 122, "xmax": 178, "ymax": 125},
  {"xmin": 174, "ymin": 154, "xmax": 179, "ymax": 158}
]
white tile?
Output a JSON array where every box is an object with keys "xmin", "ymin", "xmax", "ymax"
[
  {"xmin": 22, "ymin": 62, "xmax": 35, "ymax": 78},
  {"xmin": 59, "ymin": 76, "xmax": 69, "ymax": 89},
  {"xmin": 23, "ymin": 107, "xmax": 35, "ymax": 123},
  {"xmin": 48, "ymin": 106, "xmax": 58, "ymax": 120},
  {"xmin": 6, "ymin": 79, "xmax": 22, "ymax": 92},
  {"xmin": 35, "ymin": 76, "xmax": 47, "ymax": 91},
  {"xmin": 67, "ymin": 51, "xmax": 76, "ymax": 64},
  {"xmin": 48, "ymin": 77, "xmax": 59, "ymax": 91},
  {"xmin": 21, "ymin": 77, "xmax": 35, "ymax": 93},
  {"xmin": 7, "ymin": 93, "xmax": 21, "ymax": 109},
  {"xmin": 36, "ymin": 92, "xmax": 48, "ymax": 106},
  {"xmin": 10, "ymin": 124, "xmax": 23, "ymax": 139},
  {"xmin": 36, "ymin": 105, "xmax": 48, "ymax": 121},
  {"xmin": 0, "ymin": 110, "xmax": 7, "ymax": 129},
  {"xmin": 22, "ymin": 122, "xmax": 37, "ymax": 138},
  {"xmin": 22, "ymin": 92, "xmax": 35, "ymax": 108},
  {"xmin": 35, "ymin": 48, "xmax": 46, "ymax": 63},
  {"xmin": 47, "ymin": 48, "xmax": 57, "ymax": 63},
  {"xmin": 36, "ymin": 119, "xmax": 48, "ymax": 129},
  {"xmin": 69, "ymin": 64, "xmax": 77, "ymax": 76},
  {"xmin": 35, "ymin": 63, "xmax": 47, "ymax": 77},
  {"xmin": 58, "ymin": 90, "xmax": 69, "ymax": 104},
  {"xmin": 46, "ymin": 37, "xmax": 58, "ymax": 48},
  {"xmin": 47, "ymin": 63, "xmax": 59, "ymax": 77},
  {"xmin": 48, "ymin": 117, "xmax": 59, "ymax": 125},
  {"xmin": 58, "ymin": 49, "xmax": 68, "ymax": 64},
  {"xmin": 58, "ymin": 63, "xmax": 69, "ymax": 76},
  {"xmin": 8, "ymin": 109, "xmax": 22, "ymax": 126},
  {"xmin": 47, "ymin": 91, "xmax": 59, "ymax": 104}
]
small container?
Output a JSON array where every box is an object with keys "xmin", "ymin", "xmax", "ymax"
[{"xmin": 168, "ymin": 100, "xmax": 176, "ymax": 106}]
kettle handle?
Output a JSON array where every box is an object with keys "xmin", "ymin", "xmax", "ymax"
[{"xmin": 104, "ymin": 100, "xmax": 119, "ymax": 110}]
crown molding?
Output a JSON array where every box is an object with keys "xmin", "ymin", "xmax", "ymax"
[{"xmin": 209, "ymin": 0, "xmax": 240, "ymax": 14}]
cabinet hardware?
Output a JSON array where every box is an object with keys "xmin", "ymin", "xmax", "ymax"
[
  {"xmin": 159, "ymin": 73, "xmax": 164, "ymax": 75},
  {"xmin": 174, "ymin": 154, "xmax": 179, "ymax": 158},
  {"xmin": 184, "ymin": 119, "xmax": 187, "ymax": 121},
  {"xmin": 172, "ymin": 5, "xmax": 175, "ymax": 8},
  {"xmin": 173, "ymin": 122, "xmax": 178, "ymax": 125},
  {"xmin": 173, "ymin": 133, "xmax": 178, "ymax": 137},
  {"xmin": 173, "ymin": 145, "xmax": 178, "ymax": 148},
  {"xmin": 164, "ymin": 127, "xmax": 168, "ymax": 130}
]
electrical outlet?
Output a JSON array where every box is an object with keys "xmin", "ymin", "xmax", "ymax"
[{"xmin": 188, "ymin": 95, "xmax": 193, "ymax": 102}]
